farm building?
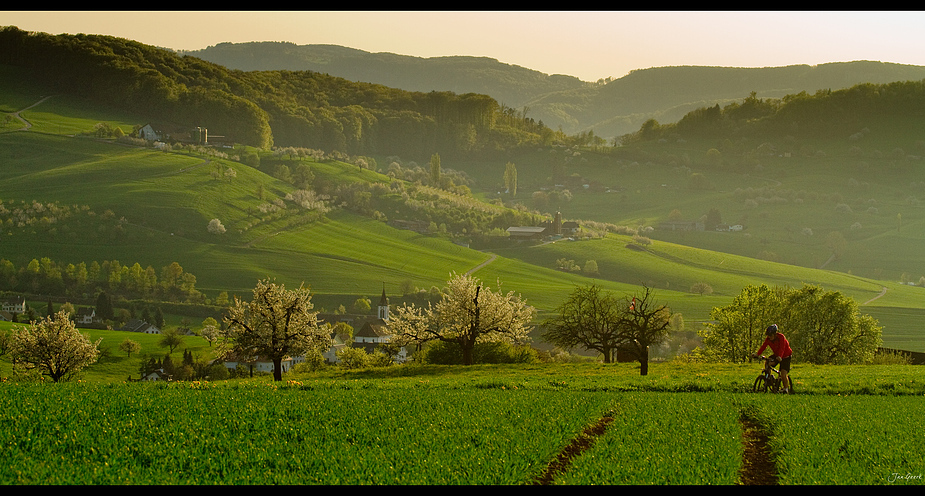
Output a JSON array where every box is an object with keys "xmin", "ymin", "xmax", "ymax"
[
  {"xmin": 506, "ymin": 226, "xmax": 549, "ymax": 240},
  {"xmin": 121, "ymin": 319, "xmax": 161, "ymax": 334},
  {"xmin": 141, "ymin": 368, "xmax": 172, "ymax": 382},
  {"xmin": 511, "ymin": 212, "xmax": 580, "ymax": 240},
  {"xmin": 137, "ymin": 123, "xmax": 211, "ymax": 145},
  {"xmin": 561, "ymin": 221, "xmax": 580, "ymax": 234}
]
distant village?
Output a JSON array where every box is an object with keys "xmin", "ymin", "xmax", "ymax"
[
  {"xmin": 136, "ymin": 123, "xmax": 232, "ymax": 148},
  {"xmin": 505, "ymin": 211, "xmax": 581, "ymax": 241},
  {"xmin": 3, "ymin": 287, "xmax": 405, "ymax": 382}
]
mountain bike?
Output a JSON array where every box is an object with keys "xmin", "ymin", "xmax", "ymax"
[{"xmin": 751, "ymin": 355, "xmax": 794, "ymax": 394}]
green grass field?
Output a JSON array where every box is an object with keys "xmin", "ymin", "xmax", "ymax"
[{"xmin": 0, "ymin": 362, "xmax": 922, "ymax": 485}]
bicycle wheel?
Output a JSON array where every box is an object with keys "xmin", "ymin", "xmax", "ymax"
[
  {"xmin": 753, "ymin": 375, "xmax": 768, "ymax": 392},
  {"xmin": 784, "ymin": 375, "xmax": 794, "ymax": 394}
]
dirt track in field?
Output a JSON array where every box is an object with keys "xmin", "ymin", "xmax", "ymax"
[
  {"xmin": 531, "ymin": 412, "xmax": 780, "ymax": 485},
  {"xmin": 530, "ymin": 415, "xmax": 614, "ymax": 485},
  {"xmin": 737, "ymin": 419, "xmax": 779, "ymax": 485}
]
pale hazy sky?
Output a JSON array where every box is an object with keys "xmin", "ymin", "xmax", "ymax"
[{"xmin": 4, "ymin": 11, "xmax": 925, "ymax": 82}]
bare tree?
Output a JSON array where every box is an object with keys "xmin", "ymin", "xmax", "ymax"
[
  {"xmin": 617, "ymin": 287, "xmax": 672, "ymax": 375},
  {"xmin": 543, "ymin": 284, "xmax": 623, "ymax": 363},
  {"xmin": 691, "ymin": 282, "xmax": 713, "ymax": 296}
]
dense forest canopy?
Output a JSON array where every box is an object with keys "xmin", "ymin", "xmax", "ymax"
[
  {"xmin": 0, "ymin": 26, "xmax": 565, "ymax": 160},
  {"xmin": 622, "ymin": 80, "xmax": 925, "ymax": 144}
]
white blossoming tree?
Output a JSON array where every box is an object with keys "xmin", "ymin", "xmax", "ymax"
[
  {"xmin": 207, "ymin": 218, "xmax": 226, "ymax": 234},
  {"xmin": 388, "ymin": 273, "xmax": 535, "ymax": 365},
  {"xmin": 220, "ymin": 279, "xmax": 330, "ymax": 381},
  {"xmin": 10, "ymin": 310, "xmax": 102, "ymax": 382}
]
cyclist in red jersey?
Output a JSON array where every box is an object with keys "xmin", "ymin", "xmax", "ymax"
[{"xmin": 752, "ymin": 324, "xmax": 793, "ymax": 393}]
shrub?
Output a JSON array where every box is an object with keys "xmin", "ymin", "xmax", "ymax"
[{"xmin": 423, "ymin": 340, "xmax": 537, "ymax": 365}]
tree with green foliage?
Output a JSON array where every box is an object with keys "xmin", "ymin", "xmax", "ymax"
[
  {"xmin": 702, "ymin": 284, "xmax": 882, "ymax": 364},
  {"xmin": 353, "ymin": 297, "xmax": 371, "ymax": 314},
  {"xmin": 9, "ymin": 310, "xmax": 101, "ymax": 382},
  {"xmin": 583, "ymin": 260, "xmax": 599, "ymax": 277},
  {"xmin": 159, "ymin": 328, "xmax": 184, "ymax": 354},
  {"xmin": 95, "ymin": 291, "xmax": 114, "ymax": 322},
  {"xmin": 388, "ymin": 273, "xmax": 535, "ymax": 366},
  {"xmin": 701, "ymin": 284, "xmax": 785, "ymax": 363},
  {"xmin": 780, "ymin": 285, "xmax": 882, "ymax": 365},
  {"xmin": 503, "ymin": 161, "xmax": 518, "ymax": 197},
  {"xmin": 119, "ymin": 338, "xmax": 141, "ymax": 358},
  {"xmin": 220, "ymin": 278, "xmax": 331, "ymax": 381},
  {"xmin": 430, "ymin": 153, "xmax": 441, "ymax": 185}
]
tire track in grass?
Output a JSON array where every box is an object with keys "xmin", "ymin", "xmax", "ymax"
[
  {"xmin": 530, "ymin": 413, "xmax": 614, "ymax": 485},
  {"xmin": 738, "ymin": 417, "xmax": 779, "ymax": 485}
]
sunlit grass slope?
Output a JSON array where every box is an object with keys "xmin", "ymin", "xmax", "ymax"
[{"xmin": 2, "ymin": 82, "xmax": 924, "ymax": 351}]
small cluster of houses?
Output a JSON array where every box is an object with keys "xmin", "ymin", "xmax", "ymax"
[
  {"xmin": 0, "ymin": 297, "xmax": 108, "ymax": 326},
  {"xmin": 506, "ymin": 211, "xmax": 580, "ymax": 241},
  {"xmin": 136, "ymin": 123, "xmax": 232, "ymax": 148}
]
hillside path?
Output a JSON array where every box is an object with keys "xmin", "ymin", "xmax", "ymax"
[
  {"xmin": 465, "ymin": 253, "xmax": 498, "ymax": 276},
  {"xmin": 863, "ymin": 286, "xmax": 888, "ymax": 305},
  {"xmin": 9, "ymin": 95, "xmax": 57, "ymax": 130}
]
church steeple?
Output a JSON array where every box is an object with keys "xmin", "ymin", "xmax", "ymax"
[{"xmin": 377, "ymin": 284, "xmax": 390, "ymax": 321}]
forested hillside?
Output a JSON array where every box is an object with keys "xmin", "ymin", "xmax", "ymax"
[
  {"xmin": 621, "ymin": 79, "xmax": 925, "ymax": 145},
  {"xmin": 0, "ymin": 26, "xmax": 566, "ymax": 161},
  {"xmin": 180, "ymin": 41, "xmax": 925, "ymax": 139},
  {"xmin": 181, "ymin": 41, "xmax": 591, "ymax": 110}
]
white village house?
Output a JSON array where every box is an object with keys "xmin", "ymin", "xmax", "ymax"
[
  {"xmin": 1, "ymin": 297, "xmax": 26, "ymax": 315},
  {"xmin": 74, "ymin": 307, "xmax": 100, "ymax": 326}
]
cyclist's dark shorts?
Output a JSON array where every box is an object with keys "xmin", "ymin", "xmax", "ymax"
[{"xmin": 779, "ymin": 355, "xmax": 792, "ymax": 372}]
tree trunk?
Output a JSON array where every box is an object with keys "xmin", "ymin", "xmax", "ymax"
[
  {"xmin": 461, "ymin": 343, "xmax": 475, "ymax": 365},
  {"xmin": 639, "ymin": 345, "xmax": 650, "ymax": 376},
  {"xmin": 273, "ymin": 358, "xmax": 283, "ymax": 381}
]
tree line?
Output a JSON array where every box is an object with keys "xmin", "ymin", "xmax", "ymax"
[
  {"xmin": 0, "ymin": 257, "xmax": 204, "ymax": 304},
  {"xmin": 0, "ymin": 26, "xmax": 574, "ymax": 160},
  {"xmin": 1, "ymin": 274, "xmax": 886, "ymax": 383}
]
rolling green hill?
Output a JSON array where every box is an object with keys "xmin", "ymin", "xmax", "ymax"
[
  {"xmin": 2, "ymin": 33, "xmax": 924, "ymax": 354},
  {"xmin": 2, "ymin": 91, "xmax": 923, "ymax": 351}
]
